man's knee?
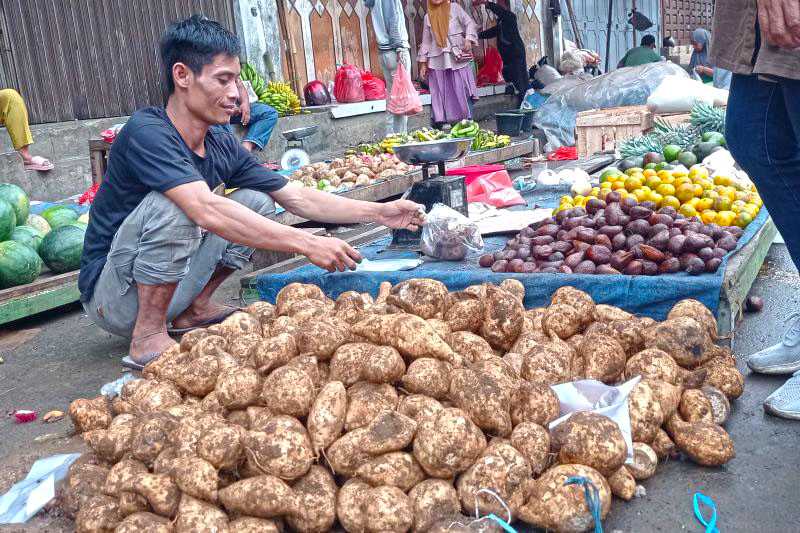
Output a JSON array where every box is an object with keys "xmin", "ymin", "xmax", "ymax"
[{"xmin": 227, "ymin": 188, "xmax": 276, "ymax": 217}]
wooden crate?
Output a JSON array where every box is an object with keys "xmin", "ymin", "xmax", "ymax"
[
  {"xmin": 0, "ymin": 270, "xmax": 80, "ymax": 326},
  {"xmin": 89, "ymin": 138, "xmax": 111, "ymax": 185},
  {"xmin": 576, "ymin": 105, "xmax": 654, "ymax": 158},
  {"xmin": 576, "ymin": 106, "xmax": 700, "ymax": 158}
]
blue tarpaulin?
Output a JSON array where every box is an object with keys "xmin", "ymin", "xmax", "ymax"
[{"xmin": 255, "ymin": 195, "xmax": 769, "ymax": 321}]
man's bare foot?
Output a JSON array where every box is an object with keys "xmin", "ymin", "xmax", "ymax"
[
  {"xmin": 172, "ymin": 301, "xmax": 237, "ymax": 330},
  {"xmin": 129, "ymin": 330, "xmax": 177, "ymax": 364}
]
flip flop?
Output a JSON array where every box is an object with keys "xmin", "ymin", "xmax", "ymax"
[
  {"xmin": 167, "ymin": 306, "xmax": 240, "ymax": 335},
  {"xmin": 23, "ymin": 156, "xmax": 54, "ymax": 172},
  {"xmin": 121, "ymin": 352, "xmax": 161, "ymax": 371}
]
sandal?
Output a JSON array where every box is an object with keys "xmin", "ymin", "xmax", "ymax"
[{"xmin": 23, "ymin": 156, "xmax": 54, "ymax": 172}]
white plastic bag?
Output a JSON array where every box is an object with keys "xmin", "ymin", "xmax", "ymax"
[
  {"xmin": 420, "ymin": 204, "xmax": 484, "ymax": 261},
  {"xmin": 549, "ymin": 376, "xmax": 642, "ymax": 463},
  {"xmin": 646, "ymin": 75, "xmax": 728, "ymax": 113}
]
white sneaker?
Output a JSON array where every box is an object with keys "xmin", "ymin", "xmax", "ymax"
[
  {"xmin": 747, "ymin": 313, "xmax": 800, "ymax": 375},
  {"xmin": 764, "ymin": 370, "xmax": 800, "ymax": 420}
]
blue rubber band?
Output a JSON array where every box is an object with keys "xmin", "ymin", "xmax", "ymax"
[
  {"xmin": 693, "ymin": 492, "xmax": 719, "ymax": 533},
  {"xmin": 564, "ymin": 476, "xmax": 603, "ymax": 533},
  {"xmin": 486, "ymin": 513, "xmax": 518, "ymax": 533}
]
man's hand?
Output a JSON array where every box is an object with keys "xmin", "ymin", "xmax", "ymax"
[
  {"xmin": 304, "ymin": 235, "xmax": 363, "ymax": 272},
  {"xmin": 376, "ymin": 200, "xmax": 426, "ymax": 231},
  {"xmin": 240, "ymin": 98, "xmax": 251, "ymax": 127},
  {"xmin": 419, "ymin": 63, "xmax": 428, "ymax": 79},
  {"xmin": 758, "ymin": 0, "xmax": 800, "ymax": 48}
]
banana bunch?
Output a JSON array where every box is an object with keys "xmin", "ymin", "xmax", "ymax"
[
  {"xmin": 450, "ymin": 119, "xmax": 480, "ymax": 138},
  {"xmin": 411, "ymin": 127, "xmax": 448, "ymax": 142},
  {"xmin": 470, "ymin": 129, "xmax": 511, "ymax": 151},
  {"xmin": 240, "ymin": 63, "xmax": 269, "ymax": 101},
  {"xmin": 261, "ymin": 81, "xmax": 302, "ymax": 116},
  {"xmin": 379, "ymin": 133, "xmax": 410, "ymax": 153}
]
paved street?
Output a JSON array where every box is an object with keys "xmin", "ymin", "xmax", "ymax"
[{"xmin": 1, "ymin": 245, "xmax": 799, "ymax": 532}]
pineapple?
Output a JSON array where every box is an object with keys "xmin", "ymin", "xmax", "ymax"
[
  {"xmin": 652, "ymin": 119, "xmax": 700, "ymax": 150},
  {"xmin": 690, "ymin": 102, "xmax": 726, "ymax": 135}
]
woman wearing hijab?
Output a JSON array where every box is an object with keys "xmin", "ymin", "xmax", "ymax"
[
  {"xmin": 418, "ymin": 0, "xmax": 479, "ymax": 126},
  {"xmin": 690, "ymin": 28, "xmax": 731, "ymax": 89}
]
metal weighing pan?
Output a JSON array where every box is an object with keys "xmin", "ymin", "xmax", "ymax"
[{"xmin": 392, "ymin": 137, "xmax": 472, "ymax": 165}]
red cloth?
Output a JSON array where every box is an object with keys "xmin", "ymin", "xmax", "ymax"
[{"xmin": 547, "ymin": 146, "xmax": 578, "ymax": 161}]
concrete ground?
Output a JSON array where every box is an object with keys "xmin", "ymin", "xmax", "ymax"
[{"xmin": 1, "ymin": 245, "xmax": 799, "ymax": 532}]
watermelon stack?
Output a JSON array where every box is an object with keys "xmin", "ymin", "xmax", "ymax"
[{"xmin": 0, "ymin": 183, "xmax": 86, "ymax": 289}]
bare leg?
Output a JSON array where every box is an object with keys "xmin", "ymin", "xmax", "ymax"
[
  {"xmin": 129, "ymin": 282, "xmax": 179, "ymax": 362},
  {"xmin": 18, "ymin": 145, "xmax": 33, "ymax": 164},
  {"xmin": 171, "ymin": 265, "xmax": 236, "ymax": 329},
  {"xmin": 241, "ymin": 141, "xmax": 256, "ymax": 152}
]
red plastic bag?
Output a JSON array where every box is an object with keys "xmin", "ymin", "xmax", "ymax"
[
  {"xmin": 79, "ymin": 182, "xmax": 100, "ymax": 205},
  {"xmin": 334, "ymin": 64, "xmax": 365, "ymax": 103},
  {"xmin": 387, "ymin": 62, "xmax": 422, "ymax": 116},
  {"xmin": 476, "ymin": 46, "xmax": 504, "ymax": 86},
  {"xmin": 547, "ymin": 146, "xmax": 578, "ymax": 161},
  {"xmin": 462, "ymin": 169, "xmax": 526, "ymax": 208},
  {"xmin": 361, "ymin": 71, "xmax": 386, "ymax": 100}
]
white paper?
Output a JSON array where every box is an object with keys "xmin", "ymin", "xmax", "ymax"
[
  {"xmin": 549, "ymin": 376, "xmax": 641, "ymax": 462},
  {"xmin": 354, "ymin": 257, "xmax": 423, "ymax": 272}
]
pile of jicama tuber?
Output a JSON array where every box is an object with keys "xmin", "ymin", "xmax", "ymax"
[{"xmin": 64, "ymin": 280, "xmax": 743, "ymax": 532}]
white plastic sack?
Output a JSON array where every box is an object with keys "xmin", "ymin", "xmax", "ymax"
[
  {"xmin": 646, "ymin": 75, "xmax": 728, "ymax": 113},
  {"xmin": 549, "ymin": 376, "xmax": 642, "ymax": 462},
  {"xmin": 0, "ymin": 453, "xmax": 81, "ymax": 524}
]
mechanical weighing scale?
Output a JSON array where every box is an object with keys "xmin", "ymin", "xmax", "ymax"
[
  {"xmin": 280, "ymin": 125, "xmax": 319, "ymax": 170},
  {"xmin": 389, "ymin": 137, "xmax": 472, "ymax": 250}
]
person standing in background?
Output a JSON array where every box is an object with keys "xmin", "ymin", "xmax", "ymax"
[
  {"xmin": 472, "ymin": 0, "xmax": 528, "ymax": 103},
  {"xmin": 418, "ymin": 0, "xmax": 479, "ymax": 127},
  {"xmin": 690, "ymin": 28, "xmax": 731, "ymax": 89},
  {"xmin": 712, "ymin": 0, "xmax": 800, "ymax": 418},
  {"xmin": 0, "ymin": 89, "xmax": 54, "ymax": 171},
  {"xmin": 366, "ymin": 0, "xmax": 411, "ymax": 135}
]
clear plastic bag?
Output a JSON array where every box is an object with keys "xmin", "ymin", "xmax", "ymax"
[
  {"xmin": 533, "ymin": 62, "xmax": 689, "ymax": 150},
  {"xmin": 420, "ymin": 204, "xmax": 484, "ymax": 261}
]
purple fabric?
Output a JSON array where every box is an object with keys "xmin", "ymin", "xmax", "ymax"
[{"xmin": 428, "ymin": 65, "xmax": 478, "ymax": 123}]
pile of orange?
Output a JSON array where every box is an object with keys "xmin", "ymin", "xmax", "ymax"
[{"xmin": 558, "ymin": 166, "xmax": 762, "ymax": 228}]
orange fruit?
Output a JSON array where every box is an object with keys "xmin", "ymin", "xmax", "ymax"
[
  {"xmin": 633, "ymin": 188, "xmax": 649, "ymax": 202},
  {"xmin": 676, "ymin": 183, "xmax": 696, "ymax": 203},
  {"xmin": 701, "ymin": 210, "xmax": 718, "ymax": 224},
  {"xmin": 702, "ymin": 190, "xmax": 720, "ymax": 200},
  {"xmin": 643, "ymin": 169, "xmax": 657, "ymax": 178},
  {"xmin": 735, "ymin": 212, "xmax": 754, "ymax": 228},
  {"xmin": 713, "ymin": 196, "xmax": 732, "ymax": 212},
  {"xmin": 645, "ymin": 176, "xmax": 662, "ymax": 189},
  {"xmin": 679, "ymin": 204, "xmax": 698, "ymax": 218},
  {"xmin": 625, "ymin": 176, "xmax": 643, "ymax": 192},
  {"xmin": 716, "ymin": 210, "xmax": 736, "ymax": 226},
  {"xmin": 693, "ymin": 184, "xmax": 704, "ymax": 197},
  {"xmin": 657, "ymin": 170, "xmax": 673, "ymax": 181},
  {"xmin": 611, "ymin": 181, "xmax": 626, "ymax": 190},
  {"xmin": 649, "ymin": 192, "xmax": 664, "ymax": 205},
  {"xmin": 661, "ymin": 195, "xmax": 681, "ymax": 210},
  {"xmin": 656, "ymin": 183, "xmax": 676, "ymax": 197},
  {"xmin": 714, "ymin": 175, "xmax": 732, "ymax": 186},
  {"xmin": 697, "ymin": 198, "xmax": 714, "ymax": 211}
]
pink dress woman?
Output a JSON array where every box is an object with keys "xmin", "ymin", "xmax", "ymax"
[{"xmin": 417, "ymin": 0, "xmax": 479, "ymax": 124}]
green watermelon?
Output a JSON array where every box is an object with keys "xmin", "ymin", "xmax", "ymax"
[
  {"xmin": 39, "ymin": 224, "xmax": 85, "ymax": 273},
  {"xmin": 10, "ymin": 225, "xmax": 43, "ymax": 253},
  {"xmin": 41, "ymin": 206, "xmax": 78, "ymax": 230},
  {"xmin": 0, "ymin": 200, "xmax": 16, "ymax": 241},
  {"xmin": 26, "ymin": 214, "xmax": 51, "ymax": 236},
  {"xmin": 0, "ymin": 240, "xmax": 42, "ymax": 288},
  {"xmin": 0, "ymin": 183, "xmax": 29, "ymax": 224}
]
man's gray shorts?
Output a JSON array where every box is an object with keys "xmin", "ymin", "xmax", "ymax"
[{"xmin": 83, "ymin": 188, "xmax": 275, "ymax": 338}]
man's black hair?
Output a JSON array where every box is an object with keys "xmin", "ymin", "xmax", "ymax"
[
  {"xmin": 640, "ymin": 34, "xmax": 656, "ymax": 47},
  {"xmin": 160, "ymin": 14, "xmax": 241, "ymax": 94}
]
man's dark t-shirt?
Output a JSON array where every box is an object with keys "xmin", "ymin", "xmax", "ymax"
[{"xmin": 79, "ymin": 107, "xmax": 288, "ymax": 302}]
